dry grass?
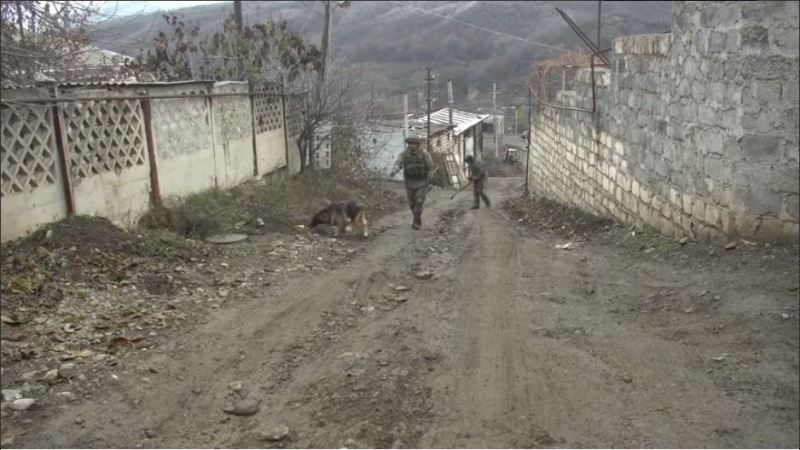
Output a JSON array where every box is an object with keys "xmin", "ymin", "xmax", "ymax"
[{"xmin": 139, "ymin": 169, "xmax": 404, "ymax": 239}]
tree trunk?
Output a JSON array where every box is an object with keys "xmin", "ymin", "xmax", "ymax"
[
  {"xmin": 234, "ymin": 0, "xmax": 243, "ymax": 33},
  {"xmin": 233, "ymin": 0, "xmax": 243, "ymax": 78},
  {"xmin": 30, "ymin": 4, "xmax": 36, "ymax": 40},
  {"xmin": 15, "ymin": 1, "xmax": 25, "ymax": 40},
  {"xmin": 318, "ymin": 1, "xmax": 330, "ymax": 89},
  {"xmin": 297, "ymin": 135, "xmax": 309, "ymax": 173}
]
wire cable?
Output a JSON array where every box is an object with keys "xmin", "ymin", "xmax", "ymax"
[
  {"xmin": 295, "ymin": 1, "xmax": 323, "ymax": 17},
  {"xmin": 386, "ymin": 1, "xmax": 568, "ymax": 53}
]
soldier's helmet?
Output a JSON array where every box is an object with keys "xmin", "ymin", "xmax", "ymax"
[
  {"xmin": 465, "ymin": 155, "xmax": 475, "ymax": 163},
  {"xmin": 405, "ymin": 134, "xmax": 421, "ymax": 145}
]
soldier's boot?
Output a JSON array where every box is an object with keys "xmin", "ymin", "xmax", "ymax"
[
  {"xmin": 412, "ymin": 207, "xmax": 422, "ymax": 229},
  {"xmin": 471, "ymin": 192, "xmax": 480, "ymax": 209}
]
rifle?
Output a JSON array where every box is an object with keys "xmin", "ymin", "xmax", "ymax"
[{"xmin": 450, "ymin": 180, "xmax": 473, "ymax": 200}]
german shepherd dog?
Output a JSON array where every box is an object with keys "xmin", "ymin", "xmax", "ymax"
[{"xmin": 310, "ymin": 200, "xmax": 369, "ymax": 237}]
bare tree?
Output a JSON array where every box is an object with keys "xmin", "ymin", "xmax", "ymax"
[
  {"xmin": 290, "ymin": 55, "xmax": 379, "ymax": 173},
  {"xmin": 128, "ymin": 13, "xmax": 320, "ymax": 84},
  {"xmin": 126, "ymin": 7, "xmax": 387, "ymax": 177},
  {"xmin": 1, "ymin": 1, "xmax": 107, "ymax": 84},
  {"xmin": 130, "ymin": 12, "xmax": 370, "ymax": 175}
]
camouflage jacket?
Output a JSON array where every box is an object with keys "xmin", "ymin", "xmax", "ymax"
[
  {"xmin": 468, "ymin": 159, "xmax": 487, "ymax": 182},
  {"xmin": 393, "ymin": 148, "xmax": 434, "ymax": 187}
]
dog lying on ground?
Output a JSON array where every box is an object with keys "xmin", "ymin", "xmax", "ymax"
[{"xmin": 309, "ymin": 200, "xmax": 369, "ymax": 237}]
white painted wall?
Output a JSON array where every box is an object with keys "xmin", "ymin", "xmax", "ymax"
[{"xmin": 363, "ymin": 126, "xmax": 405, "ymax": 181}]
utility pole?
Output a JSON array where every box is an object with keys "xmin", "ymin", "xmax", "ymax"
[
  {"xmin": 234, "ymin": 0, "xmax": 243, "ymax": 33},
  {"xmin": 319, "ymin": 0, "xmax": 331, "ymax": 88},
  {"xmin": 525, "ymin": 87, "xmax": 532, "ymax": 194},
  {"xmin": 425, "ymin": 68, "xmax": 433, "ymax": 151},
  {"xmin": 233, "ymin": 0, "xmax": 244, "ymax": 78},
  {"xmin": 447, "ymin": 79, "xmax": 454, "ymax": 127},
  {"xmin": 597, "ymin": 0, "xmax": 602, "ymax": 48},
  {"xmin": 514, "ymin": 107, "xmax": 518, "ymax": 136},
  {"xmin": 493, "ymin": 82, "xmax": 498, "ymax": 159},
  {"xmin": 402, "ymin": 93, "xmax": 408, "ymax": 141}
]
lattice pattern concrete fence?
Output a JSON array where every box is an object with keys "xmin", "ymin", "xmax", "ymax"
[
  {"xmin": 1, "ymin": 104, "xmax": 58, "ymax": 196},
  {"xmin": 253, "ymin": 81, "xmax": 284, "ymax": 134},
  {"xmin": 0, "ymin": 80, "xmax": 310, "ymax": 242},
  {"xmin": 61, "ymin": 99, "xmax": 148, "ymax": 180}
]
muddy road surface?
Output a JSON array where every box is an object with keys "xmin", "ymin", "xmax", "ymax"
[{"xmin": 3, "ymin": 178, "xmax": 798, "ymax": 448}]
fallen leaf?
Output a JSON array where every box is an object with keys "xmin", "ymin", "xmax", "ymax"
[{"xmin": 1, "ymin": 315, "xmax": 23, "ymax": 325}]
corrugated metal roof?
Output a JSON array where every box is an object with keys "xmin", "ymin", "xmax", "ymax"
[
  {"xmin": 408, "ymin": 123, "xmax": 451, "ymax": 136},
  {"xmin": 61, "ymin": 80, "xmax": 215, "ymax": 88},
  {"xmin": 213, "ymin": 81, "xmax": 248, "ymax": 87},
  {"xmin": 408, "ymin": 107, "xmax": 490, "ymax": 135},
  {"xmin": 2, "ymin": 80, "xmax": 216, "ymax": 90},
  {"xmin": 71, "ymin": 45, "xmax": 133, "ymax": 67}
]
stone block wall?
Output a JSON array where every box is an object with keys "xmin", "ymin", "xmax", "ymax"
[{"xmin": 528, "ymin": 1, "xmax": 799, "ymax": 243}]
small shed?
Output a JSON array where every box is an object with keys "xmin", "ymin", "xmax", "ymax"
[{"xmin": 408, "ymin": 107, "xmax": 490, "ymax": 167}]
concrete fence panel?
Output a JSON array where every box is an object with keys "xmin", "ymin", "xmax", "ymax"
[
  {"xmin": 0, "ymin": 94, "xmax": 68, "ymax": 241},
  {"xmin": 1, "ymin": 80, "xmax": 309, "ymax": 242},
  {"xmin": 151, "ymin": 96, "xmax": 216, "ymax": 198},
  {"xmin": 211, "ymin": 82, "xmax": 254, "ymax": 190},
  {"xmin": 60, "ymin": 98, "xmax": 151, "ymax": 227}
]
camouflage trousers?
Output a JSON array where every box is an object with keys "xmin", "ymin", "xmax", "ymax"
[
  {"xmin": 405, "ymin": 183, "xmax": 428, "ymax": 214},
  {"xmin": 473, "ymin": 178, "xmax": 491, "ymax": 208}
]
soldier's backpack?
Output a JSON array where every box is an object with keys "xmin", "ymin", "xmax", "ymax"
[{"xmin": 403, "ymin": 150, "xmax": 428, "ymax": 180}]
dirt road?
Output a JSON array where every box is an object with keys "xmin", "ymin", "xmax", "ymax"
[{"xmin": 4, "ymin": 178, "xmax": 798, "ymax": 448}]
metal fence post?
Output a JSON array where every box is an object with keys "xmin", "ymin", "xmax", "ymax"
[
  {"xmin": 281, "ymin": 90, "xmax": 290, "ymax": 171},
  {"xmin": 249, "ymin": 83, "xmax": 259, "ymax": 177},
  {"xmin": 51, "ymin": 86, "xmax": 76, "ymax": 214},
  {"xmin": 526, "ymin": 86, "xmax": 532, "ymax": 195},
  {"xmin": 140, "ymin": 97, "xmax": 162, "ymax": 208}
]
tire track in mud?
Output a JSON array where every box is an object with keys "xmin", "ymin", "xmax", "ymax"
[
  {"xmin": 224, "ymin": 198, "xmax": 479, "ymax": 448},
  {"xmin": 421, "ymin": 209, "xmax": 559, "ymax": 448},
  {"xmin": 12, "ymin": 178, "xmax": 794, "ymax": 448},
  {"xmin": 8, "ymin": 189, "xmax": 468, "ymax": 449}
]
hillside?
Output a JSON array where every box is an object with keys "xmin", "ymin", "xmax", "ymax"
[{"xmin": 90, "ymin": 1, "xmax": 672, "ymax": 109}]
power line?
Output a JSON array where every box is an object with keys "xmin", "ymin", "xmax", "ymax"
[
  {"xmin": 298, "ymin": 11, "xmax": 315, "ymax": 34},
  {"xmin": 387, "ymin": 1, "xmax": 569, "ymax": 54},
  {"xmin": 295, "ymin": 1, "xmax": 323, "ymax": 16}
]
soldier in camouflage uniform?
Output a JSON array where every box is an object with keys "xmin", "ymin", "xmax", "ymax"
[
  {"xmin": 465, "ymin": 154, "xmax": 491, "ymax": 209},
  {"xmin": 391, "ymin": 135, "xmax": 435, "ymax": 229}
]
